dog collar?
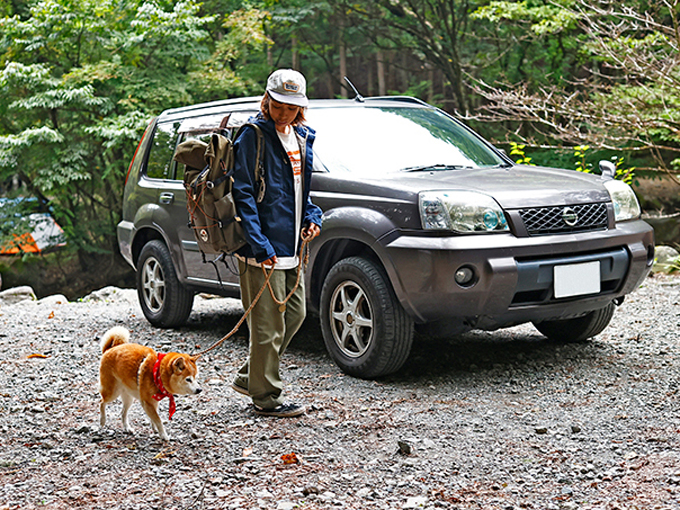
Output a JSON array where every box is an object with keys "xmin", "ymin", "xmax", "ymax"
[{"xmin": 152, "ymin": 353, "xmax": 176, "ymax": 420}]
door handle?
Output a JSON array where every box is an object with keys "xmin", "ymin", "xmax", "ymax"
[{"xmin": 159, "ymin": 192, "xmax": 174, "ymax": 205}]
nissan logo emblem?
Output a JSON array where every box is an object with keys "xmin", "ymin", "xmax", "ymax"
[{"xmin": 562, "ymin": 207, "xmax": 578, "ymax": 227}]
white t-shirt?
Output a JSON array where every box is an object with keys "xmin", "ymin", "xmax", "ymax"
[{"xmin": 274, "ymin": 128, "xmax": 304, "ymax": 270}]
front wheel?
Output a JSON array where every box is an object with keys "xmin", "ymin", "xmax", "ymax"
[
  {"xmin": 320, "ymin": 256, "xmax": 414, "ymax": 379},
  {"xmin": 136, "ymin": 240, "xmax": 194, "ymax": 328},
  {"xmin": 532, "ymin": 302, "xmax": 616, "ymax": 343}
]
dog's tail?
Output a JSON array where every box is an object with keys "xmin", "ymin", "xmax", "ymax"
[{"xmin": 100, "ymin": 326, "xmax": 130, "ymax": 354}]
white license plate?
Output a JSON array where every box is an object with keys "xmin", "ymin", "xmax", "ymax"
[{"xmin": 553, "ymin": 261, "xmax": 601, "ymax": 299}]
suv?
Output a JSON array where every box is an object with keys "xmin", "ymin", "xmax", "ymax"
[{"xmin": 118, "ymin": 96, "xmax": 655, "ymax": 378}]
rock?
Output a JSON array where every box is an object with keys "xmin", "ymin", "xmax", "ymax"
[
  {"xmin": 0, "ymin": 285, "xmax": 36, "ymax": 305},
  {"xmin": 37, "ymin": 294, "xmax": 69, "ymax": 306},
  {"xmin": 653, "ymin": 245, "xmax": 680, "ymax": 274},
  {"xmin": 535, "ymin": 426, "xmax": 548, "ymax": 434},
  {"xmin": 397, "ymin": 440, "xmax": 412, "ymax": 455},
  {"xmin": 84, "ymin": 286, "xmax": 128, "ymax": 302},
  {"xmin": 302, "ymin": 485, "xmax": 321, "ymax": 496},
  {"xmin": 643, "ymin": 212, "xmax": 680, "ymax": 245},
  {"xmin": 276, "ymin": 502, "xmax": 296, "ymax": 510},
  {"xmin": 404, "ymin": 496, "xmax": 428, "ymax": 508},
  {"xmin": 74, "ymin": 424, "xmax": 92, "ymax": 434}
]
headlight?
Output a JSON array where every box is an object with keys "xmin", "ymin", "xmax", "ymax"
[
  {"xmin": 603, "ymin": 180, "xmax": 641, "ymax": 222},
  {"xmin": 419, "ymin": 191, "xmax": 509, "ymax": 233}
]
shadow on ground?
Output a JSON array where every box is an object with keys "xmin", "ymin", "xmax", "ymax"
[{"xmin": 181, "ymin": 303, "xmax": 601, "ymax": 384}]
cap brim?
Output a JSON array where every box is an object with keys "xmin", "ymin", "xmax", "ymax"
[{"xmin": 268, "ymin": 90, "xmax": 308, "ymax": 107}]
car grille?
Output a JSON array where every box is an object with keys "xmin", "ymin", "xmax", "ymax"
[{"xmin": 519, "ymin": 203, "xmax": 608, "ymax": 235}]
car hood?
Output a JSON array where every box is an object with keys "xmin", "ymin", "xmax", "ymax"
[{"xmin": 383, "ymin": 165, "xmax": 610, "ymax": 208}]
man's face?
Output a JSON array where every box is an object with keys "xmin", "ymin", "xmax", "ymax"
[{"xmin": 269, "ymin": 98, "xmax": 300, "ymax": 131}]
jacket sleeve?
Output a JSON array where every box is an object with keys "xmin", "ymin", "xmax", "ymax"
[
  {"xmin": 304, "ymin": 198, "xmax": 323, "ymax": 229},
  {"xmin": 232, "ymin": 126, "xmax": 276, "ymax": 263}
]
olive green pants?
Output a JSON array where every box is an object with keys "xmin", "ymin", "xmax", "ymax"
[{"xmin": 234, "ymin": 260, "xmax": 305, "ymax": 409}]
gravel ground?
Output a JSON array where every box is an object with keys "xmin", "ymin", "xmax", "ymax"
[{"xmin": 1, "ymin": 274, "xmax": 680, "ymax": 510}]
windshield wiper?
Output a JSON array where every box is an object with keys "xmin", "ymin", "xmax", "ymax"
[{"xmin": 400, "ymin": 164, "xmax": 474, "ymax": 172}]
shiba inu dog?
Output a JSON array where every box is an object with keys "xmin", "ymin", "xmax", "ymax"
[{"xmin": 98, "ymin": 326, "xmax": 201, "ymax": 440}]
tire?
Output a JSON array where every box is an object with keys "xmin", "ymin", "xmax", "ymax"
[
  {"xmin": 136, "ymin": 240, "xmax": 194, "ymax": 328},
  {"xmin": 532, "ymin": 302, "xmax": 616, "ymax": 343},
  {"xmin": 320, "ymin": 256, "xmax": 414, "ymax": 379}
]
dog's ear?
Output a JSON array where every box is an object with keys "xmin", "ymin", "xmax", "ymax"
[{"xmin": 172, "ymin": 356, "xmax": 187, "ymax": 374}]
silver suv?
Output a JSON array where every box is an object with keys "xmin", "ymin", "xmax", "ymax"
[{"xmin": 118, "ymin": 96, "xmax": 655, "ymax": 378}]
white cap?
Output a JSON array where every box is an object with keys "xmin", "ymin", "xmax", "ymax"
[{"xmin": 266, "ymin": 69, "xmax": 308, "ymax": 107}]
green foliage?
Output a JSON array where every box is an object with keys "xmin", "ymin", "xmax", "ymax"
[
  {"xmin": 509, "ymin": 142, "xmax": 533, "ymax": 165},
  {"xmin": 509, "ymin": 141, "xmax": 634, "ymax": 183},
  {"xmin": 0, "ymin": 0, "xmax": 262, "ymax": 257}
]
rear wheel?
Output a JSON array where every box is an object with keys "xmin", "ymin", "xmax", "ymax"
[
  {"xmin": 136, "ymin": 240, "xmax": 194, "ymax": 328},
  {"xmin": 532, "ymin": 302, "xmax": 616, "ymax": 343},
  {"xmin": 320, "ymin": 256, "xmax": 414, "ymax": 378}
]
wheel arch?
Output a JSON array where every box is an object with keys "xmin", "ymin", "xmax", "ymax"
[
  {"xmin": 308, "ymin": 237, "xmax": 379, "ymax": 315},
  {"xmin": 131, "ymin": 226, "xmax": 165, "ymax": 270}
]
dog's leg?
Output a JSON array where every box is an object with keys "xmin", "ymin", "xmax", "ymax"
[
  {"xmin": 121, "ymin": 393, "xmax": 135, "ymax": 433},
  {"xmin": 99, "ymin": 378, "xmax": 119, "ymax": 430},
  {"xmin": 99, "ymin": 399, "xmax": 108, "ymax": 428},
  {"xmin": 141, "ymin": 399, "xmax": 169, "ymax": 441}
]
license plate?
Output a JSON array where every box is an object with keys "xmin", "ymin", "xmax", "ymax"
[{"xmin": 553, "ymin": 261, "xmax": 601, "ymax": 299}]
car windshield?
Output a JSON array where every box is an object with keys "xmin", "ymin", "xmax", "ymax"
[{"xmin": 307, "ymin": 105, "xmax": 505, "ymax": 175}]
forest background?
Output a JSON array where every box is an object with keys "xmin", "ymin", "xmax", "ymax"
[{"xmin": 0, "ymin": 0, "xmax": 679, "ymax": 297}]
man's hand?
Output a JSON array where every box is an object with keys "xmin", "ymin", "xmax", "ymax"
[
  {"xmin": 261, "ymin": 255, "xmax": 278, "ymax": 267},
  {"xmin": 302, "ymin": 223, "xmax": 321, "ymax": 240}
]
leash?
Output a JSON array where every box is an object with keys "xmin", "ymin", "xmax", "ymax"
[{"xmin": 192, "ymin": 235, "xmax": 312, "ymax": 358}]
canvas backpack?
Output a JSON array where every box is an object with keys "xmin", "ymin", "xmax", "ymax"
[{"xmin": 173, "ymin": 123, "xmax": 265, "ymax": 255}]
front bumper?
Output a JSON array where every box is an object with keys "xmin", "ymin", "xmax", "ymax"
[{"xmin": 382, "ymin": 219, "xmax": 654, "ymax": 328}]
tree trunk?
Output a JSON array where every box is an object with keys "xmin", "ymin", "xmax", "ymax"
[
  {"xmin": 377, "ymin": 50, "xmax": 386, "ymax": 96},
  {"xmin": 338, "ymin": 19, "xmax": 348, "ymax": 98},
  {"xmin": 292, "ymin": 36, "xmax": 299, "ymax": 70}
]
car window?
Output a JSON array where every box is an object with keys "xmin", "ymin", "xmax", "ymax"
[
  {"xmin": 307, "ymin": 106, "xmax": 505, "ymax": 175},
  {"xmin": 146, "ymin": 121, "xmax": 181, "ymax": 179}
]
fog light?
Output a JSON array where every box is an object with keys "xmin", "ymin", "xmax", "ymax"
[{"xmin": 454, "ymin": 266, "xmax": 475, "ymax": 286}]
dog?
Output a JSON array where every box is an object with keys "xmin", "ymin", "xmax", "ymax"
[{"xmin": 98, "ymin": 326, "xmax": 202, "ymax": 440}]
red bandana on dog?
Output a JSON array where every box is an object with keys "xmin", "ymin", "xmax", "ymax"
[{"xmin": 152, "ymin": 353, "xmax": 176, "ymax": 420}]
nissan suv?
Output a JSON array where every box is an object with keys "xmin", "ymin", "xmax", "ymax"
[{"xmin": 117, "ymin": 96, "xmax": 655, "ymax": 378}]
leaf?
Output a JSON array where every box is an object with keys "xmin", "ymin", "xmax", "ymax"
[
  {"xmin": 47, "ymin": 311, "xmax": 55, "ymax": 319},
  {"xmin": 281, "ymin": 452, "xmax": 299, "ymax": 465},
  {"xmin": 27, "ymin": 353, "xmax": 49, "ymax": 359}
]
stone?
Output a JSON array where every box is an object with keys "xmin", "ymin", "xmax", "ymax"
[
  {"xmin": 37, "ymin": 294, "xmax": 69, "ymax": 306},
  {"xmin": 404, "ymin": 496, "xmax": 428, "ymax": 508},
  {"xmin": 0, "ymin": 286, "xmax": 36, "ymax": 305},
  {"xmin": 653, "ymin": 245, "xmax": 680, "ymax": 274},
  {"xmin": 397, "ymin": 440, "xmax": 412, "ymax": 455}
]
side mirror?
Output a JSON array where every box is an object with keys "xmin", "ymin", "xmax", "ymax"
[{"xmin": 599, "ymin": 160, "xmax": 616, "ymax": 180}]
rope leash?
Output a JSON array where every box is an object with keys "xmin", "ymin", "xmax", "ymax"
[{"xmin": 192, "ymin": 235, "xmax": 312, "ymax": 358}]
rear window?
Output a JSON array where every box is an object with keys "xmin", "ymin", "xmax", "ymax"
[{"xmin": 146, "ymin": 121, "xmax": 181, "ymax": 179}]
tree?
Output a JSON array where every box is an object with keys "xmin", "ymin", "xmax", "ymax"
[
  {"xmin": 0, "ymin": 0, "xmax": 269, "ymax": 276},
  {"xmin": 469, "ymin": 0, "xmax": 680, "ymax": 182}
]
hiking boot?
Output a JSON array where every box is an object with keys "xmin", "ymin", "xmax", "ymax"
[
  {"xmin": 231, "ymin": 381, "xmax": 250, "ymax": 396},
  {"xmin": 253, "ymin": 402, "xmax": 306, "ymax": 418}
]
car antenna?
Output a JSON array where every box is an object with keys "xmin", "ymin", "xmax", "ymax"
[{"xmin": 343, "ymin": 77, "xmax": 364, "ymax": 102}]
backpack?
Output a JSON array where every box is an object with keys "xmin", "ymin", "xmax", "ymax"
[{"xmin": 173, "ymin": 123, "xmax": 265, "ymax": 255}]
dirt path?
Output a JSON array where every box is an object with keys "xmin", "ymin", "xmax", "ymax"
[{"xmin": 1, "ymin": 276, "xmax": 680, "ymax": 509}]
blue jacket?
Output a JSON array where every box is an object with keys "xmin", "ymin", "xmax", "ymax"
[{"xmin": 232, "ymin": 115, "xmax": 323, "ymax": 263}]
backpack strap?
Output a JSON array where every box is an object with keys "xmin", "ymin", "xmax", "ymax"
[{"xmin": 236, "ymin": 123, "xmax": 266, "ymax": 203}]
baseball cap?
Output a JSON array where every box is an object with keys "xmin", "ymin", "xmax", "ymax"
[{"xmin": 266, "ymin": 69, "xmax": 308, "ymax": 107}]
